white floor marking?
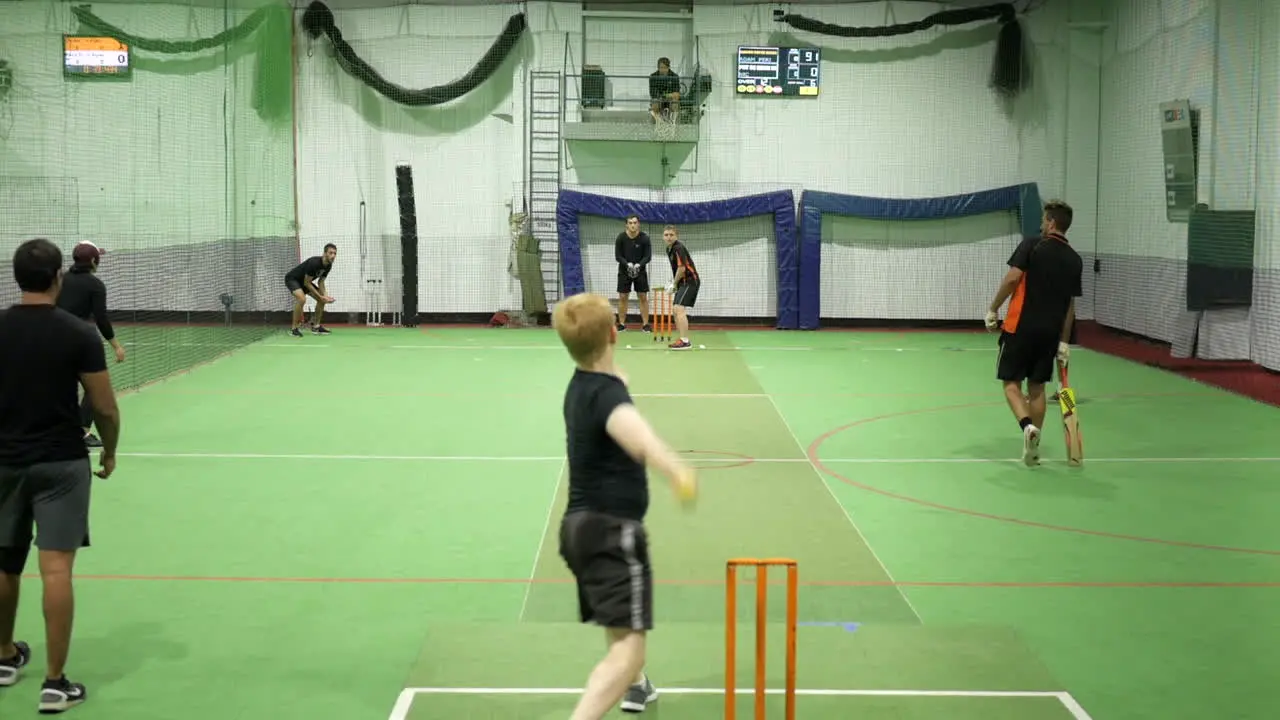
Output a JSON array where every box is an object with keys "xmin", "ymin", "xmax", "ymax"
[
  {"xmin": 247, "ymin": 344, "xmax": 990, "ymax": 353},
  {"xmin": 760, "ymin": 391, "xmax": 923, "ymax": 623},
  {"xmin": 389, "ymin": 687, "xmax": 1094, "ymax": 720},
  {"xmin": 115, "ymin": 451, "xmax": 1280, "ymax": 464},
  {"xmin": 518, "ymin": 459, "xmax": 565, "ymax": 622}
]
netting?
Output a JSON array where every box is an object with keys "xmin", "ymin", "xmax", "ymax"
[
  {"xmin": 819, "ymin": 210, "xmax": 1023, "ymax": 322},
  {"xmin": 1095, "ymin": 0, "xmax": 1277, "ymax": 374},
  {"xmin": 4, "ymin": 0, "xmax": 1279, "ymax": 388},
  {"xmin": 578, "ymin": 212, "xmax": 777, "ymax": 320},
  {"xmin": 0, "ymin": 1, "xmax": 295, "ymax": 392},
  {"xmin": 295, "ymin": 2, "xmax": 528, "ymax": 322}
]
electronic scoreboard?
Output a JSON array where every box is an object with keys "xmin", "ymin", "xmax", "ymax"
[
  {"xmin": 735, "ymin": 46, "xmax": 820, "ymax": 97},
  {"xmin": 64, "ymin": 36, "xmax": 131, "ymax": 77}
]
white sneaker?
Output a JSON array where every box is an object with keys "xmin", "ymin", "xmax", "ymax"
[{"xmin": 1022, "ymin": 424, "xmax": 1041, "ymax": 466}]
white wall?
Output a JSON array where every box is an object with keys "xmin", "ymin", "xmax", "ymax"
[
  {"xmin": 1095, "ymin": 0, "xmax": 1278, "ymax": 370},
  {"xmin": 294, "ymin": 3, "xmax": 525, "ymax": 317},
  {"xmin": 8, "ymin": 0, "xmax": 1276, "ymax": 352},
  {"xmin": 1252, "ymin": 1, "xmax": 1280, "ymax": 371},
  {"xmin": 558, "ymin": 1, "xmax": 1100, "ymax": 322}
]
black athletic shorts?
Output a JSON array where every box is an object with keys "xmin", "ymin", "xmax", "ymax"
[
  {"xmin": 0, "ymin": 459, "xmax": 94, "ymax": 575},
  {"xmin": 285, "ymin": 276, "xmax": 305, "ymax": 294},
  {"xmin": 996, "ymin": 330, "xmax": 1058, "ymax": 384},
  {"xmin": 558, "ymin": 510, "xmax": 654, "ymax": 631},
  {"xmin": 617, "ymin": 267, "xmax": 650, "ymax": 294},
  {"xmin": 674, "ymin": 280, "xmax": 699, "ymax": 308}
]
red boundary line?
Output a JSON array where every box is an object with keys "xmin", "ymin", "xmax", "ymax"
[{"xmin": 807, "ymin": 396, "xmax": 1280, "ymax": 557}]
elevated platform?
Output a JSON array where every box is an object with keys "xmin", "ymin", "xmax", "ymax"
[{"xmin": 563, "ymin": 109, "xmax": 700, "ymax": 143}]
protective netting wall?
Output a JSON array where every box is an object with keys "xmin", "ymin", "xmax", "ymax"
[
  {"xmin": 819, "ymin": 211, "xmax": 1022, "ymax": 321},
  {"xmin": 0, "ymin": 1, "xmax": 295, "ymax": 392},
  {"xmin": 578, "ymin": 213, "xmax": 778, "ymax": 320},
  {"xmin": 293, "ymin": 2, "xmax": 528, "ymax": 322},
  {"xmin": 1095, "ymin": 0, "xmax": 1278, "ymax": 373}
]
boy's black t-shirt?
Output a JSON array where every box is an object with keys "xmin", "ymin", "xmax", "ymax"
[{"xmin": 563, "ymin": 368, "xmax": 649, "ymax": 521}]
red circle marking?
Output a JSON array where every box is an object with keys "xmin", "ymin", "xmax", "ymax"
[
  {"xmin": 679, "ymin": 449, "xmax": 755, "ymax": 471},
  {"xmin": 807, "ymin": 394, "xmax": 1280, "ymax": 557}
]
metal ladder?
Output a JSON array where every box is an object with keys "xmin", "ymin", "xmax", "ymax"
[{"xmin": 528, "ymin": 71, "xmax": 563, "ymax": 307}]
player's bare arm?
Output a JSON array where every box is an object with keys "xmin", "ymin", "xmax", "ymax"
[
  {"xmin": 988, "ymin": 266, "xmax": 1024, "ymax": 314},
  {"xmin": 1059, "ymin": 298, "xmax": 1076, "ymax": 343},
  {"xmin": 605, "ymin": 404, "xmax": 697, "ymax": 501},
  {"xmin": 304, "ymin": 277, "xmax": 331, "ymax": 302},
  {"xmin": 79, "ymin": 368, "xmax": 119, "ymax": 478}
]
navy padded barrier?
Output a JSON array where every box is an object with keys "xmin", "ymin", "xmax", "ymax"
[
  {"xmin": 557, "ymin": 189, "xmax": 800, "ymax": 328},
  {"xmin": 796, "ymin": 183, "xmax": 1042, "ymax": 330}
]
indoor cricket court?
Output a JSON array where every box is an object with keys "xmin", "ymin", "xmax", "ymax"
[
  {"xmin": 0, "ymin": 327, "xmax": 1273, "ymax": 720},
  {"xmin": 4, "ymin": 0, "xmax": 1280, "ymax": 717}
]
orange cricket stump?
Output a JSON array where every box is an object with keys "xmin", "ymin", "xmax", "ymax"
[{"xmin": 726, "ymin": 558, "xmax": 799, "ymax": 720}]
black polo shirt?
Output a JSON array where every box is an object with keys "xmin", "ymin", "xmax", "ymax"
[
  {"xmin": 1003, "ymin": 233, "xmax": 1083, "ymax": 338},
  {"xmin": 666, "ymin": 240, "xmax": 699, "ymax": 285},
  {"xmin": 0, "ymin": 304, "xmax": 108, "ymax": 466},
  {"xmin": 563, "ymin": 369, "xmax": 648, "ymax": 521}
]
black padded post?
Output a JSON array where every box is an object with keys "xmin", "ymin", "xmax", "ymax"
[{"xmin": 396, "ymin": 163, "xmax": 419, "ymax": 327}]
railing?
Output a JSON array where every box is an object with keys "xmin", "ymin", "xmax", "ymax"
[{"xmin": 561, "ymin": 72, "xmax": 711, "ymax": 128}]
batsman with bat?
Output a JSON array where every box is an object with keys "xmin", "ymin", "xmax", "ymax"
[
  {"xmin": 985, "ymin": 200, "xmax": 1084, "ymax": 467},
  {"xmin": 614, "ymin": 215, "xmax": 653, "ymax": 333}
]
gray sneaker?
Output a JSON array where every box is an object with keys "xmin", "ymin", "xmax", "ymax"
[{"xmin": 620, "ymin": 675, "xmax": 658, "ymax": 713}]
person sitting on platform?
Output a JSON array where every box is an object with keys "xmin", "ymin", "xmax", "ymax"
[{"xmin": 649, "ymin": 57, "xmax": 681, "ymax": 124}]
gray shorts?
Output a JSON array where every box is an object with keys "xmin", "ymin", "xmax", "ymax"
[{"xmin": 0, "ymin": 459, "xmax": 93, "ymax": 555}]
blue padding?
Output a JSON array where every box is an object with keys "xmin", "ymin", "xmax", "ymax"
[
  {"xmin": 795, "ymin": 183, "xmax": 1042, "ymax": 330},
  {"xmin": 557, "ymin": 189, "xmax": 799, "ymax": 328}
]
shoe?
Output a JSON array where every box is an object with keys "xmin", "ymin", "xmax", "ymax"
[
  {"xmin": 668, "ymin": 339, "xmax": 691, "ymax": 350},
  {"xmin": 0, "ymin": 641, "xmax": 31, "ymax": 687},
  {"xmin": 39, "ymin": 676, "xmax": 86, "ymax": 714},
  {"xmin": 642, "ymin": 323, "xmax": 652, "ymax": 333},
  {"xmin": 616, "ymin": 323, "xmax": 626, "ymax": 332},
  {"xmin": 1022, "ymin": 424, "xmax": 1041, "ymax": 467},
  {"xmin": 620, "ymin": 675, "xmax": 658, "ymax": 713},
  {"xmin": 311, "ymin": 325, "xmax": 331, "ymax": 335},
  {"xmin": 290, "ymin": 328, "xmax": 303, "ymax": 337}
]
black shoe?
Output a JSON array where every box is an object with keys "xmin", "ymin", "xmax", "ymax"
[
  {"xmin": 39, "ymin": 676, "xmax": 86, "ymax": 714},
  {"xmin": 311, "ymin": 325, "xmax": 331, "ymax": 335},
  {"xmin": 0, "ymin": 641, "xmax": 31, "ymax": 687},
  {"xmin": 290, "ymin": 327, "xmax": 303, "ymax": 337},
  {"xmin": 620, "ymin": 676, "xmax": 658, "ymax": 713},
  {"xmin": 642, "ymin": 323, "xmax": 652, "ymax": 333},
  {"xmin": 616, "ymin": 323, "xmax": 626, "ymax": 331},
  {"xmin": 83, "ymin": 434, "xmax": 102, "ymax": 448}
]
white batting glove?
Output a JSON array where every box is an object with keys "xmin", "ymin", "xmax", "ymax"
[
  {"xmin": 984, "ymin": 310, "xmax": 999, "ymax": 331},
  {"xmin": 1057, "ymin": 341, "xmax": 1070, "ymax": 367},
  {"xmin": 666, "ymin": 283, "xmax": 675, "ymax": 295}
]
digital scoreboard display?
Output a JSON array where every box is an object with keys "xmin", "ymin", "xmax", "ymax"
[
  {"xmin": 64, "ymin": 36, "xmax": 131, "ymax": 76},
  {"xmin": 735, "ymin": 46, "xmax": 820, "ymax": 97}
]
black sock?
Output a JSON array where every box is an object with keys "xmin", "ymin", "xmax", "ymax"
[{"xmin": 1018, "ymin": 417, "xmax": 1032, "ymax": 430}]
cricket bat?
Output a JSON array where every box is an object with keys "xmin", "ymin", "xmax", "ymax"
[{"xmin": 1057, "ymin": 360, "xmax": 1083, "ymax": 466}]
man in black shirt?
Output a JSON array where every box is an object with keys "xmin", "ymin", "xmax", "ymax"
[
  {"xmin": 648, "ymin": 57, "xmax": 680, "ymax": 123},
  {"xmin": 614, "ymin": 215, "xmax": 653, "ymax": 333},
  {"xmin": 985, "ymin": 200, "xmax": 1083, "ymax": 466},
  {"xmin": 663, "ymin": 226, "xmax": 700, "ymax": 351},
  {"xmin": 552, "ymin": 292, "xmax": 697, "ymax": 719},
  {"xmin": 0, "ymin": 238, "xmax": 121, "ymax": 713},
  {"xmin": 55, "ymin": 242, "xmax": 126, "ymax": 448},
  {"xmin": 284, "ymin": 243, "xmax": 337, "ymax": 337}
]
